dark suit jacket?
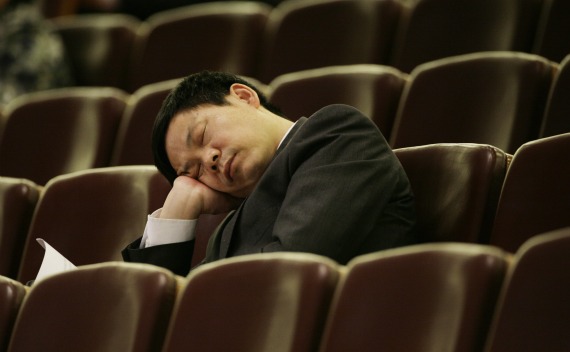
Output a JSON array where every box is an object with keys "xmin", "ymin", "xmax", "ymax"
[{"xmin": 123, "ymin": 104, "xmax": 417, "ymax": 275}]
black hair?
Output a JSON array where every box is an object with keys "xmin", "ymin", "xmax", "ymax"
[{"xmin": 152, "ymin": 71, "xmax": 281, "ymax": 184}]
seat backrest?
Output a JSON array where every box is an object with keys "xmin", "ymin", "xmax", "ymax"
[
  {"xmin": 8, "ymin": 262, "xmax": 177, "ymax": 352},
  {"xmin": 0, "ymin": 276, "xmax": 26, "ymax": 351},
  {"xmin": 0, "ymin": 87, "xmax": 129, "ymax": 185},
  {"xmin": 259, "ymin": 0, "xmax": 404, "ymax": 82},
  {"xmin": 16, "ymin": 166, "xmax": 170, "ymax": 284},
  {"xmin": 540, "ymin": 54, "xmax": 570, "ymax": 138},
  {"xmin": 51, "ymin": 14, "xmax": 141, "ymax": 91},
  {"xmin": 128, "ymin": 2, "xmax": 271, "ymax": 91},
  {"xmin": 485, "ymin": 227, "xmax": 570, "ymax": 352},
  {"xmin": 532, "ymin": 0, "xmax": 570, "ymax": 63},
  {"xmin": 390, "ymin": 0, "xmax": 543, "ymax": 73},
  {"xmin": 162, "ymin": 252, "xmax": 340, "ymax": 352},
  {"xmin": 111, "ymin": 78, "xmax": 179, "ymax": 166},
  {"xmin": 394, "ymin": 143, "xmax": 508, "ymax": 244},
  {"xmin": 268, "ymin": 64, "xmax": 407, "ymax": 139},
  {"xmin": 390, "ymin": 51, "xmax": 556, "ymax": 154},
  {"xmin": 190, "ymin": 212, "xmax": 230, "ymax": 269},
  {"xmin": 489, "ymin": 133, "xmax": 570, "ymax": 252},
  {"xmin": 320, "ymin": 243, "xmax": 508, "ymax": 352},
  {"xmin": 0, "ymin": 177, "xmax": 41, "ymax": 279}
]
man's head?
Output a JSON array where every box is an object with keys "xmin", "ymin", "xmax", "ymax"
[{"xmin": 153, "ymin": 71, "xmax": 291, "ymax": 198}]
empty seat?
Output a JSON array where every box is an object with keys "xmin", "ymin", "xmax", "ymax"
[
  {"xmin": 268, "ymin": 64, "xmax": 407, "ymax": 139},
  {"xmin": 8, "ymin": 262, "xmax": 177, "ymax": 352},
  {"xmin": 51, "ymin": 14, "xmax": 141, "ymax": 90},
  {"xmin": 16, "ymin": 166, "xmax": 170, "ymax": 284},
  {"xmin": 259, "ymin": 0, "xmax": 404, "ymax": 82},
  {"xmin": 540, "ymin": 54, "xmax": 570, "ymax": 138},
  {"xmin": 0, "ymin": 177, "xmax": 41, "ymax": 279},
  {"xmin": 390, "ymin": 0, "xmax": 543, "ymax": 73},
  {"xmin": 0, "ymin": 87, "xmax": 129, "ymax": 185},
  {"xmin": 111, "ymin": 78, "xmax": 179, "ymax": 166},
  {"xmin": 532, "ymin": 0, "xmax": 570, "ymax": 63},
  {"xmin": 129, "ymin": 2, "xmax": 271, "ymax": 91},
  {"xmin": 390, "ymin": 52, "xmax": 556, "ymax": 154},
  {"xmin": 0, "ymin": 276, "xmax": 26, "ymax": 351},
  {"xmin": 394, "ymin": 143, "xmax": 508, "ymax": 244},
  {"xmin": 162, "ymin": 252, "xmax": 340, "ymax": 352},
  {"xmin": 320, "ymin": 243, "xmax": 508, "ymax": 352},
  {"xmin": 489, "ymin": 133, "xmax": 570, "ymax": 252},
  {"xmin": 485, "ymin": 227, "xmax": 570, "ymax": 351}
]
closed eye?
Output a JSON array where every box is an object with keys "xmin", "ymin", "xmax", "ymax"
[{"xmin": 201, "ymin": 124, "xmax": 207, "ymax": 145}]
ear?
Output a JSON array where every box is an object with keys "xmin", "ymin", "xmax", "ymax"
[{"xmin": 229, "ymin": 83, "xmax": 261, "ymax": 108}]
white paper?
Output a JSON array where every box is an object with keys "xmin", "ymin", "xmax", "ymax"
[{"xmin": 35, "ymin": 238, "xmax": 77, "ymax": 283}]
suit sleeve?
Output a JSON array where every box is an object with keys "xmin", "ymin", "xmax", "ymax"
[
  {"xmin": 262, "ymin": 105, "xmax": 415, "ymax": 264},
  {"xmin": 122, "ymin": 238, "xmax": 195, "ymax": 276}
]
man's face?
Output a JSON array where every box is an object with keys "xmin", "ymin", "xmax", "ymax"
[{"xmin": 165, "ymin": 95, "xmax": 280, "ymax": 198}]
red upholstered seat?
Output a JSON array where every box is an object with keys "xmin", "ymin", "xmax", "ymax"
[
  {"xmin": 489, "ymin": 133, "xmax": 570, "ymax": 252},
  {"xmin": 16, "ymin": 166, "xmax": 170, "ymax": 284},
  {"xmin": 162, "ymin": 253, "xmax": 340, "ymax": 352},
  {"xmin": 269, "ymin": 64, "xmax": 407, "ymax": 139},
  {"xmin": 8, "ymin": 262, "xmax": 177, "ymax": 352},
  {"xmin": 259, "ymin": 0, "xmax": 404, "ymax": 83},
  {"xmin": 320, "ymin": 243, "xmax": 508, "ymax": 352},
  {"xmin": 0, "ymin": 177, "xmax": 40, "ymax": 279},
  {"xmin": 485, "ymin": 227, "xmax": 570, "ymax": 351},
  {"xmin": 390, "ymin": 51, "xmax": 556, "ymax": 154},
  {"xmin": 394, "ymin": 143, "xmax": 508, "ymax": 244},
  {"xmin": 0, "ymin": 87, "xmax": 129, "ymax": 185}
]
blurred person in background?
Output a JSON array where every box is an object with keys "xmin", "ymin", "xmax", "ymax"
[{"xmin": 0, "ymin": 0, "xmax": 73, "ymax": 107}]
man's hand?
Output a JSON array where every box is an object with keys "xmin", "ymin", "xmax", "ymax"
[{"xmin": 159, "ymin": 176, "xmax": 242, "ymax": 220}]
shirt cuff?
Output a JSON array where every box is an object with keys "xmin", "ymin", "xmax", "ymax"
[{"xmin": 140, "ymin": 208, "xmax": 198, "ymax": 248}]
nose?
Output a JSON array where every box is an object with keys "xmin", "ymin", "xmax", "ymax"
[{"xmin": 204, "ymin": 149, "xmax": 220, "ymax": 171}]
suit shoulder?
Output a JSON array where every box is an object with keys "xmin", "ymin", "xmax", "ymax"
[
  {"xmin": 305, "ymin": 104, "xmax": 379, "ymax": 133},
  {"xmin": 311, "ymin": 104, "xmax": 363, "ymax": 118}
]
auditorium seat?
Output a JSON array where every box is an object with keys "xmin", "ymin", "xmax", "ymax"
[
  {"xmin": 128, "ymin": 2, "xmax": 271, "ymax": 91},
  {"xmin": 390, "ymin": 0, "xmax": 543, "ymax": 73},
  {"xmin": 7, "ymin": 262, "xmax": 177, "ymax": 352},
  {"xmin": 390, "ymin": 52, "xmax": 556, "ymax": 154},
  {"xmin": 540, "ymin": 54, "xmax": 570, "ymax": 138},
  {"xmin": 259, "ymin": 0, "xmax": 404, "ymax": 83},
  {"xmin": 0, "ymin": 178, "xmax": 41, "ymax": 279},
  {"xmin": 489, "ymin": 133, "xmax": 570, "ymax": 253},
  {"xmin": 190, "ymin": 212, "xmax": 230, "ymax": 268},
  {"xmin": 320, "ymin": 243, "xmax": 508, "ymax": 352},
  {"xmin": 111, "ymin": 78, "xmax": 179, "ymax": 166},
  {"xmin": 532, "ymin": 0, "xmax": 570, "ymax": 63},
  {"xmin": 0, "ymin": 87, "xmax": 129, "ymax": 185},
  {"xmin": 51, "ymin": 14, "xmax": 141, "ymax": 91},
  {"xmin": 162, "ymin": 252, "xmax": 340, "ymax": 352},
  {"xmin": 0, "ymin": 276, "xmax": 26, "ymax": 351},
  {"xmin": 394, "ymin": 143, "xmax": 508, "ymax": 244},
  {"xmin": 16, "ymin": 166, "xmax": 170, "ymax": 284},
  {"xmin": 268, "ymin": 64, "xmax": 407, "ymax": 139},
  {"xmin": 484, "ymin": 227, "xmax": 570, "ymax": 351}
]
